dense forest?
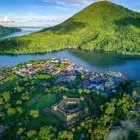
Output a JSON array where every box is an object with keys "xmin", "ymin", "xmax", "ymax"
[
  {"xmin": 0, "ymin": 25, "xmax": 21, "ymax": 36},
  {"xmin": 0, "ymin": 1, "xmax": 140, "ymax": 54}
]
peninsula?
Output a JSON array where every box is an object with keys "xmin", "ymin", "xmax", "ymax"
[{"xmin": 0, "ymin": 25, "xmax": 21, "ymax": 36}]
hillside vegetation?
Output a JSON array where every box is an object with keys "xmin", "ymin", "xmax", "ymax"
[
  {"xmin": 0, "ymin": 1, "xmax": 140, "ymax": 54},
  {"xmin": 0, "ymin": 25, "xmax": 21, "ymax": 36}
]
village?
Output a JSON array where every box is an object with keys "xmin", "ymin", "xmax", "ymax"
[
  {"xmin": 12, "ymin": 58, "xmax": 127, "ymax": 95},
  {"xmin": 0, "ymin": 58, "xmax": 140, "ymax": 140}
]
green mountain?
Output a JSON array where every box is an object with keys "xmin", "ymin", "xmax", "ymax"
[
  {"xmin": 0, "ymin": 1, "xmax": 140, "ymax": 54},
  {"xmin": 0, "ymin": 25, "xmax": 21, "ymax": 36}
]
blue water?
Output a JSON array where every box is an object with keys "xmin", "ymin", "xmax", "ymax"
[{"xmin": 0, "ymin": 27, "xmax": 140, "ymax": 80}]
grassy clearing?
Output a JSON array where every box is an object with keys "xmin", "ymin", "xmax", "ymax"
[
  {"xmin": 27, "ymin": 94, "xmax": 58, "ymax": 110},
  {"xmin": 29, "ymin": 113, "xmax": 63, "ymax": 130}
]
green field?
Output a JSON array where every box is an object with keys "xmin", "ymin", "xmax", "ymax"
[
  {"xmin": 27, "ymin": 94, "xmax": 58, "ymax": 110},
  {"xmin": 29, "ymin": 114, "xmax": 62, "ymax": 130}
]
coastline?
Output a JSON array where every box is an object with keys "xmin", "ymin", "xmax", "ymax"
[{"xmin": 0, "ymin": 46, "xmax": 140, "ymax": 57}]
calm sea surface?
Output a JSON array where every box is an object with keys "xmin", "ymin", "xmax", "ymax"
[{"xmin": 0, "ymin": 27, "xmax": 140, "ymax": 80}]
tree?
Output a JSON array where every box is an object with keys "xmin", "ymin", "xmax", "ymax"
[
  {"xmin": 7, "ymin": 108, "xmax": 16, "ymax": 116},
  {"xmin": 38, "ymin": 126, "xmax": 57, "ymax": 140},
  {"xmin": 30, "ymin": 110, "xmax": 40, "ymax": 118},
  {"xmin": 21, "ymin": 93, "xmax": 29, "ymax": 101},
  {"xmin": 16, "ymin": 106, "xmax": 24, "ymax": 114},
  {"xmin": 0, "ymin": 97, "xmax": 4, "ymax": 105},
  {"xmin": 17, "ymin": 128, "xmax": 25, "ymax": 135},
  {"xmin": 58, "ymin": 131, "xmax": 73, "ymax": 140},
  {"xmin": 104, "ymin": 103, "xmax": 115, "ymax": 115},
  {"xmin": 16, "ymin": 100, "xmax": 22, "ymax": 105},
  {"xmin": 2, "ymin": 91, "xmax": 11, "ymax": 102},
  {"xmin": 27, "ymin": 130, "xmax": 37, "ymax": 138}
]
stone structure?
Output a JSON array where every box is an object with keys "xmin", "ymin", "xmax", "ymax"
[{"xmin": 52, "ymin": 96, "xmax": 89, "ymax": 125}]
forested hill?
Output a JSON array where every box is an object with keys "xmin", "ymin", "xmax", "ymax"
[
  {"xmin": 0, "ymin": 1, "xmax": 140, "ymax": 54},
  {"xmin": 0, "ymin": 25, "xmax": 21, "ymax": 36}
]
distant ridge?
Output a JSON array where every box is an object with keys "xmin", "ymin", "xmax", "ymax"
[
  {"xmin": 0, "ymin": 1, "xmax": 140, "ymax": 54},
  {"xmin": 0, "ymin": 25, "xmax": 21, "ymax": 36}
]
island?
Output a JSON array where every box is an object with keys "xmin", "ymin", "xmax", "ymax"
[
  {"xmin": 0, "ymin": 25, "xmax": 21, "ymax": 36},
  {"xmin": 0, "ymin": 58, "xmax": 140, "ymax": 140},
  {"xmin": 0, "ymin": 1, "xmax": 140, "ymax": 54}
]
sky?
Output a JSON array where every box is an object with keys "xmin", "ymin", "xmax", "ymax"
[{"xmin": 0, "ymin": 0, "xmax": 140, "ymax": 27}]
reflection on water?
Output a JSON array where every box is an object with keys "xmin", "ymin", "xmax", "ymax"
[
  {"xmin": 0, "ymin": 49, "xmax": 140, "ymax": 80},
  {"xmin": 0, "ymin": 27, "xmax": 140, "ymax": 80},
  {"xmin": 68, "ymin": 49, "xmax": 140, "ymax": 68}
]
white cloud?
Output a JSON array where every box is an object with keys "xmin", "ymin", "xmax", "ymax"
[
  {"xmin": 53, "ymin": 6, "xmax": 68, "ymax": 11},
  {"xmin": 0, "ymin": 14, "xmax": 68, "ymax": 27},
  {"xmin": 0, "ymin": 16, "xmax": 10, "ymax": 23},
  {"xmin": 41, "ymin": 0, "xmax": 95, "ymax": 5},
  {"xmin": 0, "ymin": 0, "xmax": 97, "ymax": 27}
]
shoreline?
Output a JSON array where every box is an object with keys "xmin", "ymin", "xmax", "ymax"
[{"xmin": 0, "ymin": 47, "xmax": 140, "ymax": 57}]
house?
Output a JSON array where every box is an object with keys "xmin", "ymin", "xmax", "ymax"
[
  {"xmin": 105, "ymin": 79, "xmax": 115, "ymax": 88},
  {"xmin": 107, "ymin": 71, "xmax": 122, "ymax": 78},
  {"xmin": 26, "ymin": 64, "xmax": 32, "ymax": 67},
  {"xmin": 0, "ymin": 75, "xmax": 4, "ymax": 80},
  {"xmin": 12, "ymin": 58, "xmax": 127, "ymax": 95},
  {"xmin": 52, "ymin": 70, "xmax": 61, "ymax": 75}
]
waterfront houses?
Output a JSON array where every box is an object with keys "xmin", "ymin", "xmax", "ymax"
[{"xmin": 12, "ymin": 58, "xmax": 127, "ymax": 95}]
